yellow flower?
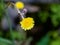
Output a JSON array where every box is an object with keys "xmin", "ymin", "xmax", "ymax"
[
  {"xmin": 20, "ymin": 17, "xmax": 35, "ymax": 31},
  {"xmin": 15, "ymin": 1, "xmax": 24, "ymax": 9}
]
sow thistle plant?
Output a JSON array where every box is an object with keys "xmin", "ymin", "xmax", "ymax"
[
  {"xmin": 0, "ymin": 1, "xmax": 34, "ymax": 45},
  {"xmin": 15, "ymin": 1, "xmax": 35, "ymax": 31}
]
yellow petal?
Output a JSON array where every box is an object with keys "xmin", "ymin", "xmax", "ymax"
[
  {"xmin": 20, "ymin": 17, "xmax": 35, "ymax": 31},
  {"xmin": 15, "ymin": 1, "xmax": 24, "ymax": 9}
]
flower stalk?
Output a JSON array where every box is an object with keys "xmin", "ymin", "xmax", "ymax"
[
  {"xmin": 6, "ymin": 9, "xmax": 15, "ymax": 45},
  {"xmin": 17, "ymin": 9, "xmax": 25, "ymax": 19}
]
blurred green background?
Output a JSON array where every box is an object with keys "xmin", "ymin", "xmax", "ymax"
[{"xmin": 0, "ymin": 0, "xmax": 60, "ymax": 45}]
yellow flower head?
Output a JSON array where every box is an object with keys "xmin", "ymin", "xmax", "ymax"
[
  {"xmin": 15, "ymin": 1, "xmax": 24, "ymax": 9},
  {"xmin": 20, "ymin": 17, "xmax": 35, "ymax": 31}
]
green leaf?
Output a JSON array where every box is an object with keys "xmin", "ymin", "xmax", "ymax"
[
  {"xmin": 50, "ymin": 4, "xmax": 60, "ymax": 27},
  {"xmin": 0, "ymin": 2, "xmax": 5, "ymax": 20},
  {"xmin": 52, "ymin": 31, "xmax": 59, "ymax": 38},
  {"xmin": 50, "ymin": 39, "xmax": 60, "ymax": 45},
  {"xmin": 0, "ymin": 37, "xmax": 12, "ymax": 45},
  {"xmin": 51, "ymin": 15, "xmax": 59, "ymax": 27},
  {"xmin": 36, "ymin": 33, "xmax": 50, "ymax": 45},
  {"xmin": 50, "ymin": 4, "xmax": 60, "ymax": 13},
  {"xmin": 12, "ymin": 31, "xmax": 26, "ymax": 40}
]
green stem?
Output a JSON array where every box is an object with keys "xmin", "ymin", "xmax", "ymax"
[
  {"xmin": 1, "ymin": 0, "xmax": 15, "ymax": 45},
  {"xmin": 6, "ymin": 10, "xmax": 15, "ymax": 45}
]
